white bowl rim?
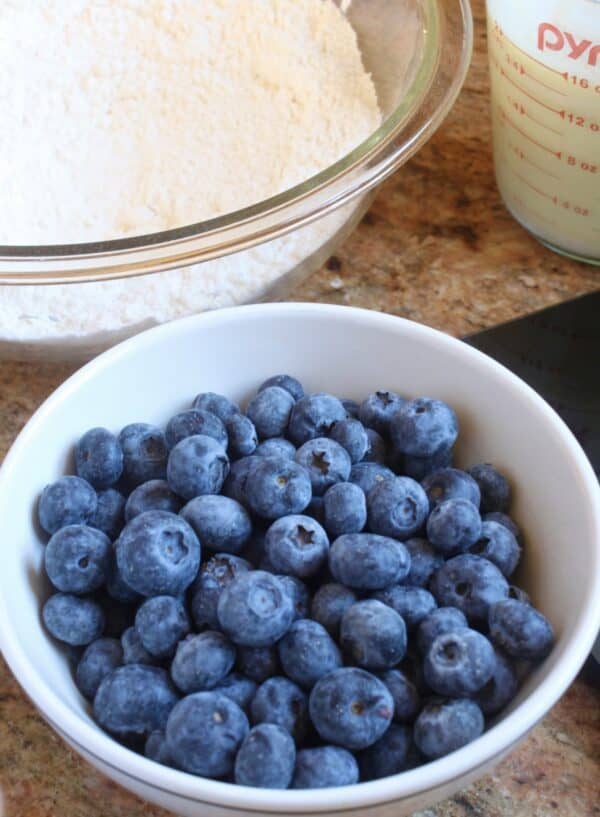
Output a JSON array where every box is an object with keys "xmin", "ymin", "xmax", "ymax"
[{"xmin": 1, "ymin": 302, "xmax": 599, "ymax": 813}]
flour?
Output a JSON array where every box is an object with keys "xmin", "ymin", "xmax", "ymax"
[{"xmin": 0, "ymin": 0, "xmax": 380, "ymax": 350}]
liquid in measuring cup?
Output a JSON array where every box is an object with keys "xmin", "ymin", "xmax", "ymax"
[{"xmin": 487, "ymin": 0, "xmax": 600, "ymax": 264}]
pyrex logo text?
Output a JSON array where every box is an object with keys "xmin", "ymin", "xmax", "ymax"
[{"xmin": 538, "ymin": 23, "xmax": 600, "ymax": 66}]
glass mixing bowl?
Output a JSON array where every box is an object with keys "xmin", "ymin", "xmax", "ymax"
[{"xmin": 0, "ymin": 0, "xmax": 472, "ymax": 360}]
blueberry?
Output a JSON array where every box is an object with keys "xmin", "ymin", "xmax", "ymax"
[
  {"xmin": 94, "ymin": 664, "xmax": 179, "ymax": 739},
  {"xmin": 125, "ymin": 480, "xmax": 182, "ymax": 522},
  {"xmin": 192, "ymin": 392, "xmax": 240, "ymax": 423},
  {"xmin": 329, "ymin": 419, "xmax": 369, "ymax": 464},
  {"xmin": 105, "ymin": 551, "xmax": 140, "ymax": 604},
  {"xmin": 329, "ymin": 533, "xmax": 410, "ymax": 590},
  {"xmin": 403, "ymin": 538, "xmax": 444, "ymax": 588},
  {"xmin": 135, "ymin": 596, "xmax": 190, "ymax": 658},
  {"xmin": 167, "ymin": 434, "xmax": 229, "ymax": 500},
  {"xmin": 468, "ymin": 520, "xmax": 521, "ymax": 578},
  {"xmin": 43, "ymin": 593, "xmax": 104, "ymax": 646},
  {"xmin": 119, "ymin": 423, "xmax": 169, "ymax": 488},
  {"xmin": 311, "ymin": 583, "xmax": 358, "ymax": 638},
  {"xmin": 264, "ymin": 515, "xmax": 329, "ymax": 578},
  {"xmin": 292, "ymin": 747, "xmax": 359, "ymax": 789},
  {"xmin": 250, "ymin": 676, "xmax": 309, "ymax": 743},
  {"xmin": 171, "ymin": 632, "xmax": 236, "ymax": 693},
  {"xmin": 190, "ymin": 553, "xmax": 252, "ymax": 630},
  {"xmin": 305, "ymin": 495, "xmax": 326, "ymax": 526},
  {"xmin": 417, "ymin": 607, "xmax": 469, "ymax": 655},
  {"xmin": 217, "ymin": 570, "xmax": 294, "ymax": 647},
  {"xmin": 367, "ymin": 476, "xmax": 429, "ymax": 540},
  {"xmin": 181, "ymin": 495, "xmax": 252, "ymax": 554},
  {"xmin": 278, "ymin": 575, "xmax": 310, "ymax": 620},
  {"xmin": 75, "ymin": 638, "xmax": 123, "ymax": 700},
  {"xmin": 422, "ymin": 468, "xmax": 481, "ymax": 510},
  {"xmin": 165, "ymin": 409, "xmax": 228, "ymax": 450},
  {"xmin": 222, "ymin": 455, "xmax": 261, "ymax": 506},
  {"xmin": 348, "ymin": 462, "xmax": 395, "ymax": 495},
  {"xmin": 287, "ymin": 393, "xmax": 346, "ymax": 446},
  {"xmin": 75, "ymin": 428, "xmax": 123, "ymax": 489},
  {"xmin": 358, "ymin": 724, "xmax": 416, "ymax": 780},
  {"xmin": 278, "ymin": 619, "xmax": 342, "ymax": 689},
  {"xmin": 468, "ymin": 463, "xmax": 511, "ymax": 514},
  {"xmin": 424, "ymin": 629, "xmax": 495, "ymax": 696},
  {"xmin": 362, "ymin": 428, "xmax": 387, "ymax": 464},
  {"xmin": 89, "ymin": 488, "xmax": 125, "ymax": 540},
  {"xmin": 488, "ymin": 599, "xmax": 554, "ymax": 660},
  {"xmin": 258, "ymin": 375, "xmax": 304, "ymax": 402},
  {"xmin": 402, "ymin": 447, "xmax": 454, "ymax": 481},
  {"xmin": 340, "ymin": 600, "xmax": 407, "ymax": 670},
  {"xmin": 295, "ymin": 438, "xmax": 351, "ymax": 496},
  {"xmin": 341, "ymin": 399, "xmax": 360, "ymax": 419},
  {"xmin": 165, "ymin": 691, "xmax": 249, "ymax": 777},
  {"xmin": 214, "ymin": 673, "xmax": 258, "ymax": 712},
  {"xmin": 244, "ymin": 457, "xmax": 312, "ymax": 520},
  {"xmin": 226, "ymin": 414, "xmax": 258, "ymax": 459},
  {"xmin": 372, "ymin": 585, "xmax": 437, "ymax": 631},
  {"xmin": 115, "ymin": 510, "xmax": 201, "ymax": 597},
  {"xmin": 38, "ymin": 476, "xmax": 97, "ymax": 535},
  {"xmin": 235, "ymin": 724, "xmax": 296, "ymax": 790},
  {"xmin": 309, "ymin": 667, "xmax": 394, "ymax": 750},
  {"xmin": 255, "ymin": 438, "xmax": 296, "ymax": 460},
  {"xmin": 414, "ymin": 698, "xmax": 484, "ymax": 759},
  {"xmin": 236, "ymin": 646, "xmax": 280, "ymax": 683},
  {"xmin": 145, "ymin": 731, "xmax": 173, "ymax": 766},
  {"xmin": 45, "ymin": 524, "xmax": 110, "ymax": 594},
  {"xmin": 121, "ymin": 626, "xmax": 157, "ymax": 665},
  {"xmin": 474, "ymin": 649, "xmax": 519, "ymax": 716},
  {"xmin": 426, "ymin": 499, "xmax": 482, "ymax": 556},
  {"xmin": 359, "ymin": 391, "xmax": 406, "ymax": 437},
  {"xmin": 378, "ymin": 669, "xmax": 421, "ymax": 723},
  {"xmin": 323, "ymin": 482, "xmax": 366, "ymax": 538},
  {"xmin": 430, "ymin": 554, "xmax": 509, "ymax": 626},
  {"xmin": 507, "ymin": 584, "xmax": 531, "ymax": 604},
  {"xmin": 390, "ymin": 398, "xmax": 458, "ymax": 457},
  {"xmin": 246, "ymin": 386, "xmax": 295, "ymax": 440}
]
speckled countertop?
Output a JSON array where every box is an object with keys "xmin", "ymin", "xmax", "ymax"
[{"xmin": 0, "ymin": 1, "xmax": 598, "ymax": 815}]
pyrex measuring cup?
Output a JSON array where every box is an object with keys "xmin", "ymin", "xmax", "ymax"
[{"xmin": 487, "ymin": 0, "xmax": 600, "ymax": 265}]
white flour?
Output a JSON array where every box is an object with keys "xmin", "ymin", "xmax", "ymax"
[{"xmin": 0, "ymin": 0, "xmax": 380, "ymax": 347}]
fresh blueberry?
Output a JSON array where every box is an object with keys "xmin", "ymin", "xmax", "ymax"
[
  {"xmin": 329, "ymin": 419, "xmax": 369, "ymax": 464},
  {"xmin": 214, "ymin": 673, "xmax": 258, "ymax": 712},
  {"xmin": 38, "ymin": 476, "xmax": 97, "ymax": 535},
  {"xmin": 329, "ymin": 533, "xmax": 411, "ymax": 590},
  {"xmin": 414, "ymin": 698, "xmax": 484, "ymax": 759},
  {"xmin": 278, "ymin": 575, "xmax": 310, "ymax": 621},
  {"xmin": 340, "ymin": 600, "xmax": 407, "ymax": 670},
  {"xmin": 403, "ymin": 538, "xmax": 444, "ymax": 588},
  {"xmin": 292, "ymin": 747, "xmax": 359, "ymax": 789},
  {"xmin": 311, "ymin": 583, "xmax": 358, "ymax": 638},
  {"xmin": 250, "ymin": 676, "xmax": 309, "ymax": 743},
  {"xmin": 359, "ymin": 391, "xmax": 406, "ymax": 438},
  {"xmin": 287, "ymin": 393, "xmax": 346, "ymax": 446},
  {"xmin": 278, "ymin": 619, "xmax": 342, "ymax": 689},
  {"xmin": 264, "ymin": 515, "xmax": 329, "ymax": 578},
  {"xmin": 44, "ymin": 524, "xmax": 110, "ymax": 594},
  {"xmin": 488, "ymin": 599, "xmax": 554, "ymax": 660},
  {"xmin": 255, "ymin": 438, "xmax": 296, "ymax": 460},
  {"xmin": 362, "ymin": 428, "xmax": 387, "ymax": 464},
  {"xmin": 474, "ymin": 649, "xmax": 519, "ymax": 716},
  {"xmin": 378, "ymin": 669, "xmax": 421, "ymax": 723},
  {"xmin": 348, "ymin": 462, "xmax": 395, "ymax": 495},
  {"xmin": 258, "ymin": 375, "xmax": 304, "ymax": 402},
  {"xmin": 165, "ymin": 408, "xmax": 228, "ymax": 450},
  {"xmin": 341, "ymin": 399, "xmax": 360, "ymax": 419},
  {"xmin": 244, "ymin": 457, "xmax": 312, "ymax": 520},
  {"xmin": 121, "ymin": 626, "xmax": 157, "ymax": 665},
  {"xmin": 115, "ymin": 510, "xmax": 201, "ymax": 597},
  {"xmin": 165, "ymin": 692, "xmax": 249, "ymax": 777},
  {"xmin": 468, "ymin": 463, "xmax": 511, "ymax": 513},
  {"xmin": 323, "ymin": 482, "xmax": 366, "ymax": 538},
  {"xmin": 358, "ymin": 724, "xmax": 416, "ymax": 780},
  {"xmin": 135, "ymin": 596, "xmax": 190, "ymax": 658},
  {"xmin": 125, "ymin": 480, "xmax": 182, "ymax": 522},
  {"xmin": 402, "ymin": 447, "xmax": 454, "ymax": 481},
  {"xmin": 390, "ymin": 398, "xmax": 458, "ymax": 457},
  {"xmin": 171, "ymin": 632, "xmax": 236, "ymax": 693},
  {"xmin": 295, "ymin": 438, "xmax": 351, "ymax": 496},
  {"xmin": 192, "ymin": 392, "xmax": 240, "ymax": 423},
  {"xmin": 234, "ymin": 723, "xmax": 296, "ymax": 789},
  {"xmin": 416, "ymin": 607, "xmax": 469, "ymax": 655},
  {"xmin": 145, "ymin": 731, "xmax": 173, "ymax": 766},
  {"xmin": 190, "ymin": 553, "xmax": 252, "ymax": 630},
  {"xmin": 181, "ymin": 495, "xmax": 252, "ymax": 554},
  {"xmin": 75, "ymin": 638, "xmax": 123, "ymax": 700},
  {"xmin": 430, "ymin": 554, "xmax": 509, "ymax": 626},
  {"xmin": 309, "ymin": 667, "xmax": 394, "ymax": 750},
  {"xmin": 222, "ymin": 455, "xmax": 261, "ymax": 506},
  {"xmin": 89, "ymin": 488, "xmax": 125, "ymax": 540},
  {"xmin": 468, "ymin": 520, "xmax": 521, "ymax": 578},
  {"xmin": 75, "ymin": 428, "xmax": 123, "ymax": 489},
  {"xmin": 424, "ymin": 629, "xmax": 495, "ymax": 696},
  {"xmin": 167, "ymin": 434, "xmax": 229, "ymax": 500},
  {"xmin": 372, "ymin": 585, "xmax": 437, "ymax": 632},
  {"xmin": 236, "ymin": 646, "xmax": 280, "ymax": 683},
  {"xmin": 217, "ymin": 570, "xmax": 294, "ymax": 647},
  {"xmin": 94, "ymin": 664, "xmax": 179, "ymax": 739},
  {"xmin": 367, "ymin": 476, "xmax": 429, "ymax": 539},
  {"xmin": 105, "ymin": 551, "xmax": 140, "ymax": 604},
  {"xmin": 426, "ymin": 498, "xmax": 482, "ymax": 555},
  {"xmin": 246, "ymin": 387, "xmax": 295, "ymax": 440},
  {"xmin": 226, "ymin": 413, "xmax": 258, "ymax": 459},
  {"xmin": 305, "ymin": 495, "xmax": 326, "ymax": 526},
  {"xmin": 484, "ymin": 511, "xmax": 521, "ymax": 541},
  {"xmin": 422, "ymin": 468, "xmax": 481, "ymax": 510},
  {"xmin": 118, "ymin": 423, "xmax": 169, "ymax": 488}
]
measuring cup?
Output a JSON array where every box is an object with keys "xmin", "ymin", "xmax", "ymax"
[{"xmin": 487, "ymin": 0, "xmax": 600, "ymax": 265}]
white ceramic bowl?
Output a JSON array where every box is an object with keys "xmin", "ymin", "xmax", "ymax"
[{"xmin": 1, "ymin": 303, "xmax": 599, "ymax": 817}]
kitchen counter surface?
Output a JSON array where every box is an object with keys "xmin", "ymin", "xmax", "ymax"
[{"xmin": 0, "ymin": 1, "xmax": 598, "ymax": 815}]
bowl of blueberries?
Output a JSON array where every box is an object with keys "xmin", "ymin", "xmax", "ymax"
[{"xmin": 0, "ymin": 302, "xmax": 599, "ymax": 817}]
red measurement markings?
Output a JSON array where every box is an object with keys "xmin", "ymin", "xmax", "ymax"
[
  {"xmin": 509, "ymin": 194, "xmax": 556, "ymax": 227},
  {"xmin": 499, "ymin": 106, "xmax": 562, "ymax": 158},
  {"xmin": 493, "ymin": 22, "xmax": 565, "ymax": 77},
  {"xmin": 496, "ymin": 62, "xmax": 564, "ymax": 115},
  {"xmin": 509, "ymin": 142, "xmax": 560, "ymax": 179},
  {"xmin": 507, "ymin": 96, "xmax": 562, "ymax": 136},
  {"xmin": 510, "ymin": 167, "xmax": 555, "ymax": 201}
]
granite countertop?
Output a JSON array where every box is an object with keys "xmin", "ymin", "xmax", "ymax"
[{"xmin": 0, "ymin": 0, "xmax": 598, "ymax": 815}]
